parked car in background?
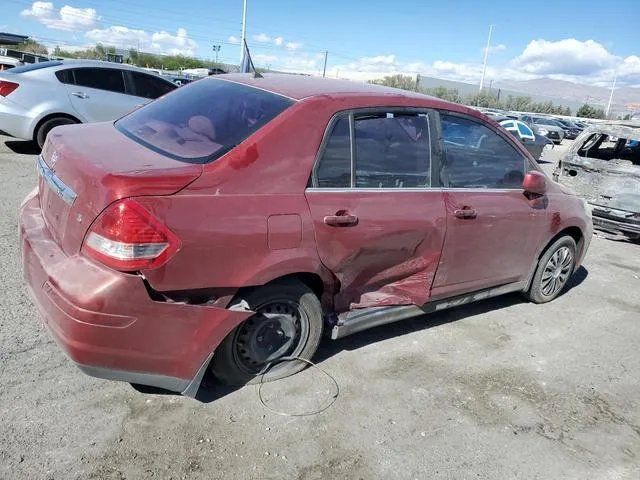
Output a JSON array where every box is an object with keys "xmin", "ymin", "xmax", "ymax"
[
  {"xmin": 554, "ymin": 121, "xmax": 640, "ymax": 240},
  {"xmin": 20, "ymin": 74, "xmax": 592, "ymax": 394},
  {"xmin": 498, "ymin": 118, "xmax": 553, "ymax": 161},
  {"xmin": 554, "ymin": 119, "xmax": 582, "ymax": 139},
  {"xmin": 163, "ymin": 75, "xmax": 193, "ymax": 86},
  {"xmin": 0, "ymin": 55, "xmax": 20, "ymax": 70},
  {"xmin": 520, "ymin": 115, "xmax": 565, "ymax": 144},
  {"xmin": 0, "ymin": 60, "xmax": 176, "ymax": 148}
]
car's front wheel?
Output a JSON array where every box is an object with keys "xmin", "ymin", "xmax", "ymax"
[
  {"xmin": 525, "ymin": 236, "xmax": 577, "ymax": 304},
  {"xmin": 211, "ymin": 280, "xmax": 324, "ymax": 385}
]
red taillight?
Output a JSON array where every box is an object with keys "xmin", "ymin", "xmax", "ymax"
[
  {"xmin": 0, "ymin": 80, "xmax": 19, "ymax": 97},
  {"xmin": 83, "ymin": 199, "xmax": 180, "ymax": 272}
]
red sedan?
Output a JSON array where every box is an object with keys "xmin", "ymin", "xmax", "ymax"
[{"xmin": 20, "ymin": 74, "xmax": 593, "ymax": 394}]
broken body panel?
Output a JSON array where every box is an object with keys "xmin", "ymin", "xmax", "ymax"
[{"xmin": 554, "ymin": 122, "xmax": 640, "ymax": 238}]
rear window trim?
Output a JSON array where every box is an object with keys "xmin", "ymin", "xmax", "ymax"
[{"xmin": 114, "ymin": 79, "xmax": 296, "ymax": 164}]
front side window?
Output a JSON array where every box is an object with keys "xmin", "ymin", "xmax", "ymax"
[
  {"xmin": 72, "ymin": 68, "xmax": 125, "ymax": 93},
  {"xmin": 315, "ymin": 111, "xmax": 431, "ymax": 189},
  {"xmin": 440, "ymin": 114, "xmax": 526, "ymax": 189},
  {"xmin": 116, "ymin": 78, "xmax": 293, "ymax": 163}
]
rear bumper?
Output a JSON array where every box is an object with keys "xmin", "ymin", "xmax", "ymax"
[
  {"xmin": 19, "ymin": 194, "xmax": 252, "ymax": 396},
  {"xmin": 0, "ymin": 99, "xmax": 33, "ymax": 140}
]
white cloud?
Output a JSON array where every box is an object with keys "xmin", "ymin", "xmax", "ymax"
[
  {"xmin": 274, "ymin": 37, "xmax": 284, "ymax": 46},
  {"xmin": 483, "ymin": 44, "xmax": 506, "ymax": 55},
  {"xmin": 151, "ymin": 27, "xmax": 197, "ymax": 55},
  {"xmin": 321, "ymin": 39, "xmax": 640, "ymax": 88},
  {"xmin": 513, "ymin": 39, "xmax": 616, "ymax": 76},
  {"xmin": 85, "ymin": 26, "xmax": 197, "ymax": 56},
  {"xmin": 253, "ymin": 33, "xmax": 271, "ymax": 43},
  {"xmin": 21, "ymin": 2, "xmax": 99, "ymax": 31},
  {"xmin": 254, "ymin": 54, "xmax": 278, "ymax": 64},
  {"xmin": 228, "ymin": 35, "xmax": 240, "ymax": 44},
  {"xmin": 285, "ymin": 42, "xmax": 303, "ymax": 51}
]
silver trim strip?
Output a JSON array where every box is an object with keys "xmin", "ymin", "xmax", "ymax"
[
  {"xmin": 37, "ymin": 155, "xmax": 77, "ymax": 205},
  {"xmin": 306, "ymin": 187, "xmax": 522, "ymax": 193}
]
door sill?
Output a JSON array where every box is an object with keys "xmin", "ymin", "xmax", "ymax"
[{"xmin": 331, "ymin": 281, "xmax": 527, "ymax": 340}]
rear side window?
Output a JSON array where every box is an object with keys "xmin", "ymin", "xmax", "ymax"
[
  {"xmin": 55, "ymin": 69, "xmax": 74, "ymax": 85},
  {"xmin": 316, "ymin": 118, "xmax": 351, "ymax": 188},
  {"xmin": 115, "ymin": 78, "xmax": 294, "ymax": 163},
  {"xmin": 440, "ymin": 114, "xmax": 526, "ymax": 189},
  {"xmin": 130, "ymin": 72, "xmax": 176, "ymax": 99},
  {"xmin": 72, "ymin": 68, "xmax": 125, "ymax": 93},
  {"xmin": 315, "ymin": 111, "xmax": 431, "ymax": 189},
  {"xmin": 354, "ymin": 113, "xmax": 430, "ymax": 188}
]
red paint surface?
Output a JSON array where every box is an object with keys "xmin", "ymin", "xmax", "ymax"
[{"xmin": 20, "ymin": 74, "xmax": 593, "ymax": 386}]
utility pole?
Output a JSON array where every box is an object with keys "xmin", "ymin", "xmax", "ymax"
[
  {"xmin": 606, "ymin": 69, "xmax": 618, "ymax": 118},
  {"xmin": 322, "ymin": 50, "xmax": 328, "ymax": 77},
  {"xmin": 479, "ymin": 24, "xmax": 493, "ymax": 92},
  {"xmin": 240, "ymin": 0, "xmax": 247, "ymax": 64}
]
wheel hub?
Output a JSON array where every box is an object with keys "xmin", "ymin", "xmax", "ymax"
[{"xmin": 234, "ymin": 301, "xmax": 303, "ymax": 372}]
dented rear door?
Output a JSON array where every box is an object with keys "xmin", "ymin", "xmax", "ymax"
[{"xmin": 305, "ymin": 110, "xmax": 446, "ymax": 312}]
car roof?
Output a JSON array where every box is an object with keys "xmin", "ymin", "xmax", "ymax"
[
  {"xmin": 216, "ymin": 73, "xmax": 439, "ymax": 101},
  {"xmin": 14, "ymin": 59, "xmax": 166, "ymax": 73}
]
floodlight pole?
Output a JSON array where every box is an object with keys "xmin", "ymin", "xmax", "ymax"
[{"xmin": 479, "ymin": 24, "xmax": 493, "ymax": 92}]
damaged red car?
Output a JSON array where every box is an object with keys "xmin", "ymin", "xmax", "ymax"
[{"xmin": 20, "ymin": 74, "xmax": 593, "ymax": 394}]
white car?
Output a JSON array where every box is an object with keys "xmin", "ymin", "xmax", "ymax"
[{"xmin": 0, "ymin": 60, "xmax": 176, "ymax": 148}]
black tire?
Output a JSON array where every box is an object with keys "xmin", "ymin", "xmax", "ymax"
[
  {"xmin": 525, "ymin": 236, "xmax": 577, "ymax": 304},
  {"xmin": 36, "ymin": 117, "xmax": 77, "ymax": 149},
  {"xmin": 211, "ymin": 280, "xmax": 324, "ymax": 386}
]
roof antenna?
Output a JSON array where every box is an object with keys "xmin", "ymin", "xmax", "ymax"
[{"xmin": 241, "ymin": 39, "xmax": 263, "ymax": 79}]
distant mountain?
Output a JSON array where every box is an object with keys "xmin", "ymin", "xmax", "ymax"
[
  {"xmin": 415, "ymin": 75, "xmax": 585, "ymax": 112},
  {"xmin": 493, "ymin": 78, "xmax": 640, "ymax": 113}
]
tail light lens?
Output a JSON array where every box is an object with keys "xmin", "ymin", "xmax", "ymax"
[
  {"xmin": 0, "ymin": 80, "xmax": 19, "ymax": 97},
  {"xmin": 83, "ymin": 199, "xmax": 180, "ymax": 271}
]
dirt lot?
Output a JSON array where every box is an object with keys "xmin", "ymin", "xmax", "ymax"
[{"xmin": 1, "ymin": 136, "xmax": 639, "ymax": 480}]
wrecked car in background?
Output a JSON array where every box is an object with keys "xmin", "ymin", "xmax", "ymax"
[{"xmin": 554, "ymin": 121, "xmax": 640, "ymax": 240}]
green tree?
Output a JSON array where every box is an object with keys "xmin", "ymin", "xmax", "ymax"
[
  {"xmin": 576, "ymin": 103, "xmax": 605, "ymax": 119},
  {"xmin": 369, "ymin": 74, "xmax": 419, "ymax": 91},
  {"xmin": 424, "ymin": 86, "xmax": 462, "ymax": 103}
]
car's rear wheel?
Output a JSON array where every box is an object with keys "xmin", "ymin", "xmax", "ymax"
[
  {"xmin": 211, "ymin": 280, "xmax": 323, "ymax": 386},
  {"xmin": 525, "ymin": 236, "xmax": 577, "ymax": 304},
  {"xmin": 36, "ymin": 117, "xmax": 77, "ymax": 149}
]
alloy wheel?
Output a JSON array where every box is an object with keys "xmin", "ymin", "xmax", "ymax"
[{"xmin": 540, "ymin": 246, "xmax": 573, "ymax": 297}]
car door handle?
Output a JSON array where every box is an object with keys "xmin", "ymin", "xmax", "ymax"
[
  {"xmin": 71, "ymin": 92, "xmax": 89, "ymax": 99},
  {"xmin": 324, "ymin": 213, "xmax": 358, "ymax": 226},
  {"xmin": 454, "ymin": 208, "xmax": 477, "ymax": 219}
]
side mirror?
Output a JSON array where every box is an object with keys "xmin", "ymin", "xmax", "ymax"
[{"xmin": 522, "ymin": 171, "xmax": 547, "ymax": 195}]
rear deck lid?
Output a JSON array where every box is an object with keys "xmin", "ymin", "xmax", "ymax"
[{"xmin": 38, "ymin": 122, "xmax": 203, "ymax": 256}]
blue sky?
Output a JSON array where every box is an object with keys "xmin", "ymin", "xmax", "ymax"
[{"xmin": 3, "ymin": 0, "xmax": 640, "ymax": 86}]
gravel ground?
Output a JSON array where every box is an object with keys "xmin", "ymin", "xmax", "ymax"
[{"xmin": 1, "ymin": 136, "xmax": 639, "ymax": 480}]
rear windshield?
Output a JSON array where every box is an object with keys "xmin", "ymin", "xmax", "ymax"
[
  {"xmin": 115, "ymin": 78, "xmax": 294, "ymax": 163},
  {"xmin": 3, "ymin": 61, "xmax": 63, "ymax": 74}
]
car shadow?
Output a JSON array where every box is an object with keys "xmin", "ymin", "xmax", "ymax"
[
  {"xmin": 133, "ymin": 266, "xmax": 589, "ymax": 403},
  {"xmin": 4, "ymin": 139, "xmax": 40, "ymax": 155}
]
